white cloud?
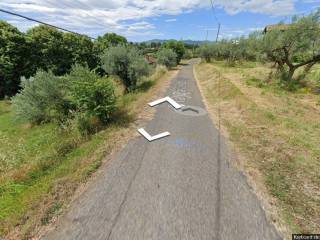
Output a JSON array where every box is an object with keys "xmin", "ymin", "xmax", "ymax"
[
  {"xmin": 0, "ymin": 0, "xmax": 298, "ymax": 39},
  {"xmin": 165, "ymin": 18, "xmax": 177, "ymax": 22},
  {"xmin": 216, "ymin": 0, "xmax": 296, "ymax": 16},
  {"xmin": 0, "ymin": 0, "xmax": 207, "ymax": 38},
  {"xmin": 302, "ymin": 0, "xmax": 318, "ymax": 3},
  {"xmin": 203, "ymin": 26, "xmax": 265, "ymax": 40}
]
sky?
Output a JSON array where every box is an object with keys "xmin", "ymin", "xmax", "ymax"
[{"xmin": 0, "ymin": 0, "xmax": 319, "ymax": 42}]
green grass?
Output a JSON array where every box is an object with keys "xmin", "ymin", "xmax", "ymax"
[
  {"xmin": 245, "ymin": 77, "xmax": 268, "ymax": 88},
  {"xmin": 209, "ymin": 60, "xmax": 258, "ymax": 69},
  {"xmin": 0, "ymin": 101, "xmax": 115, "ymax": 237}
]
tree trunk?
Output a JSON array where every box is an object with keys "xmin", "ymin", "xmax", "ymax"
[
  {"xmin": 287, "ymin": 66, "xmax": 295, "ymax": 82},
  {"xmin": 304, "ymin": 62, "xmax": 315, "ymax": 74},
  {"xmin": 277, "ymin": 61, "xmax": 285, "ymax": 73}
]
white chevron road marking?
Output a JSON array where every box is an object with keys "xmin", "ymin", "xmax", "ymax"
[
  {"xmin": 148, "ymin": 96, "xmax": 182, "ymax": 109},
  {"xmin": 138, "ymin": 128, "xmax": 170, "ymax": 142}
]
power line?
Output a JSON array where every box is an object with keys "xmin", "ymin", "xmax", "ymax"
[
  {"xmin": 0, "ymin": 8, "xmax": 96, "ymax": 40},
  {"xmin": 45, "ymin": 0, "xmax": 111, "ymax": 30},
  {"xmin": 209, "ymin": 0, "xmax": 220, "ymax": 24}
]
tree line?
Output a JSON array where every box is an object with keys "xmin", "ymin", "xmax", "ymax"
[
  {"xmin": 0, "ymin": 20, "xmax": 187, "ymax": 135},
  {"xmin": 199, "ymin": 9, "xmax": 320, "ymax": 84},
  {"xmin": 0, "ymin": 20, "xmax": 186, "ymax": 99},
  {"xmin": 1, "ymin": 22, "xmax": 104, "ymax": 98}
]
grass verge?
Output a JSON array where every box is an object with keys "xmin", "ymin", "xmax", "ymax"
[
  {"xmin": 194, "ymin": 62, "xmax": 320, "ymax": 239},
  {"xmin": 0, "ymin": 66, "xmax": 177, "ymax": 239}
]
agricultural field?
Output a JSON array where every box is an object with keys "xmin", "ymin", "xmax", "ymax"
[{"xmin": 195, "ymin": 61, "xmax": 320, "ymax": 235}]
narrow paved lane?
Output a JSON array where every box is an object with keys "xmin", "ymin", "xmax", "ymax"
[{"xmin": 44, "ymin": 61, "xmax": 281, "ymax": 240}]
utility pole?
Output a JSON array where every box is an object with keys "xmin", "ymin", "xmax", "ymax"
[
  {"xmin": 216, "ymin": 23, "xmax": 220, "ymax": 42},
  {"xmin": 205, "ymin": 29, "xmax": 209, "ymax": 42}
]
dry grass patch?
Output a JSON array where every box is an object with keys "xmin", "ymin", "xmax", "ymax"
[{"xmin": 195, "ymin": 62, "xmax": 320, "ymax": 238}]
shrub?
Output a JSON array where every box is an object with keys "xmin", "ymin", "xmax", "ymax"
[
  {"xmin": 199, "ymin": 45, "xmax": 215, "ymax": 62},
  {"xmin": 12, "ymin": 70, "xmax": 69, "ymax": 124},
  {"xmin": 101, "ymin": 45, "xmax": 151, "ymax": 91},
  {"xmin": 72, "ymin": 112, "xmax": 98, "ymax": 136},
  {"xmin": 154, "ymin": 65, "xmax": 168, "ymax": 78},
  {"xmin": 183, "ymin": 50, "xmax": 193, "ymax": 60},
  {"xmin": 12, "ymin": 65, "xmax": 117, "ymax": 133},
  {"xmin": 137, "ymin": 65, "xmax": 168, "ymax": 92},
  {"xmin": 156, "ymin": 48, "xmax": 177, "ymax": 68},
  {"xmin": 67, "ymin": 65, "xmax": 117, "ymax": 123},
  {"xmin": 162, "ymin": 40, "xmax": 185, "ymax": 64},
  {"xmin": 198, "ymin": 33, "xmax": 262, "ymax": 64}
]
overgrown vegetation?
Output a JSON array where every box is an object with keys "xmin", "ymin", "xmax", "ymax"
[
  {"xmin": 0, "ymin": 18, "xmax": 181, "ymax": 238},
  {"xmin": 0, "ymin": 19, "xmax": 190, "ymax": 100},
  {"xmin": 101, "ymin": 45, "xmax": 151, "ymax": 91},
  {"xmin": 0, "ymin": 62, "xmax": 172, "ymax": 239},
  {"xmin": 12, "ymin": 70, "xmax": 68, "ymax": 124},
  {"xmin": 0, "ymin": 22, "xmax": 127, "ymax": 99},
  {"xmin": 12, "ymin": 65, "xmax": 117, "ymax": 134},
  {"xmin": 0, "ymin": 21, "xmax": 30, "ymax": 98},
  {"xmin": 156, "ymin": 48, "xmax": 177, "ymax": 68},
  {"xmin": 162, "ymin": 40, "xmax": 186, "ymax": 64},
  {"xmin": 67, "ymin": 65, "xmax": 117, "ymax": 126}
]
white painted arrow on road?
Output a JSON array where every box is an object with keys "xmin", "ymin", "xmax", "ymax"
[
  {"xmin": 148, "ymin": 96, "xmax": 182, "ymax": 109},
  {"xmin": 138, "ymin": 128, "xmax": 170, "ymax": 142}
]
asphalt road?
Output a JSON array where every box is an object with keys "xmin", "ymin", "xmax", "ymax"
[{"xmin": 43, "ymin": 60, "xmax": 281, "ymax": 240}]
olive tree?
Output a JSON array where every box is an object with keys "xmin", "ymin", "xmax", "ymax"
[
  {"xmin": 156, "ymin": 48, "xmax": 177, "ymax": 68},
  {"xmin": 262, "ymin": 10, "xmax": 320, "ymax": 82},
  {"xmin": 12, "ymin": 70, "xmax": 69, "ymax": 124},
  {"xmin": 199, "ymin": 44, "xmax": 215, "ymax": 62},
  {"xmin": 101, "ymin": 46, "xmax": 150, "ymax": 91}
]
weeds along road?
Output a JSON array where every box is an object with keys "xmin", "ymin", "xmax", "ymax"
[{"xmin": 43, "ymin": 60, "xmax": 281, "ymax": 240}]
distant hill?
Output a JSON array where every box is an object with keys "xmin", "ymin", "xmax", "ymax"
[{"xmin": 143, "ymin": 39, "xmax": 212, "ymax": 46}]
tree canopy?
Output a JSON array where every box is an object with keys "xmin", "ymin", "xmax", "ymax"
[
  {"xmin": 262, "ymin": 9, "xmax": 320, "ymax": 81},
  {"xmin": 94, "ymin": 33, "xmax": 128, "ymax": 53},
  {"xmin": 162, "ymin": 40, "xmax": 186, "ymax": 64},
  {"xmin": 199, "ymin": 9, "xmax": 320, "ymax": 83},
  {"xmin": 156, "ymin": 48, "xmax": 177, "ymax": 68},
  {"xmin": 0, "ymin": 21, "xmax": 128, "ymax": 98},
  {"xmin": 0, "ymin": 21, "xmax": 30, "ymax": 98},
  {"xmin": 101, "ymin": 45, "xmax": 150, "ymax": 91}
]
